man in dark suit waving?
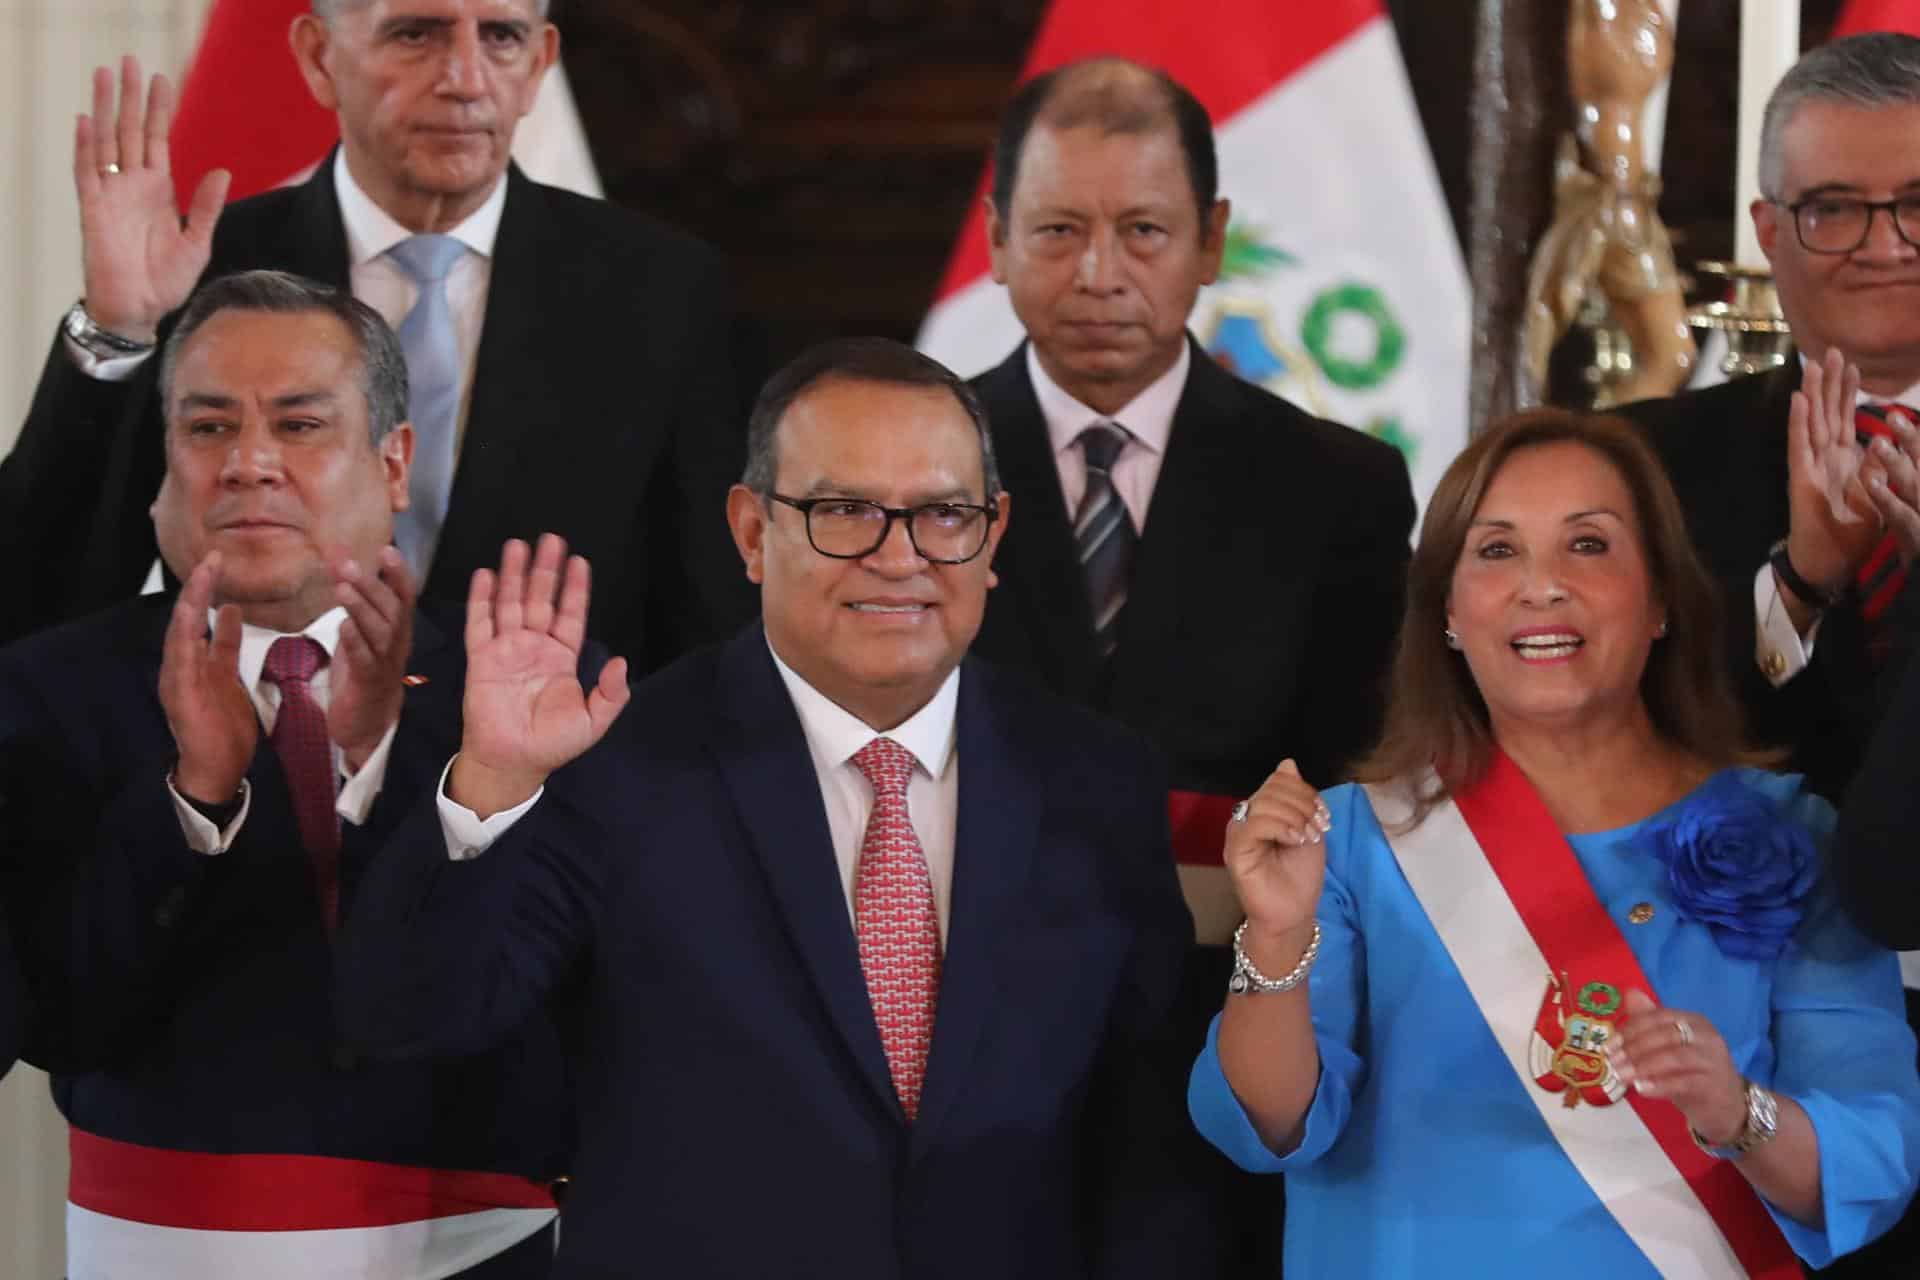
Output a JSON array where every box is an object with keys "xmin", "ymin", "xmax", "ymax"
[
  {"xmin": 0, "ymin": 0, "xmax": 757, "ymax": 666},
  {"xmin": 336, "ymin": 338, "xmax": 1204, "ymax": 1278},
  {"xmin": 0, "ymin": 272, "xmax": 568, "ymax": 1277}
]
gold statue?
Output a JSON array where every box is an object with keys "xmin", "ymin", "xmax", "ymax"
[{"xmin": 1520, "ymin": 0, "xmax": 1697, "ymax": 408}]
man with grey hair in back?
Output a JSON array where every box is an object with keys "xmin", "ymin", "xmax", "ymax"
[
  {"xmin": 0, "ymin": 270, "xmax": 572, "ymax": 1278},
  {"xmin": 1619, "ymin": 31, "xmax": 1920, "ymax": 800},
  {"xmin": 0, "ymin": 0, "xmax": 760, "ymax": 675}
]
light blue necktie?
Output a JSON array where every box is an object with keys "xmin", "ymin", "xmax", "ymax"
[{"xmin": 387, "ymin": 234, "xmax": 468, "ymax": 575}]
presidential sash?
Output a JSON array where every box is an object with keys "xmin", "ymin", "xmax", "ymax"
[{"xmin": 1368, "ymin": 754, "xmax": 1801, "ymax": 1279}]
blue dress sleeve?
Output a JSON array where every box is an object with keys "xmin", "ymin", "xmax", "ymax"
[
  {"xmin": 1744, "ymin": 774, "xmax": 1920, "ymax": 1264},
  {"xmin": 1188, "ymin": 782, "xmax": 1373, "ymax": 1173}
]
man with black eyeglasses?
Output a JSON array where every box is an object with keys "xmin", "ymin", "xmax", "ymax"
[
  {"xmin": 333, "ymin": 337, "xmax": 1209, "ymax": 1278},
  {"xmin": 1620, "ymin": 32, "xmax": 1920, "ymax": 804}
]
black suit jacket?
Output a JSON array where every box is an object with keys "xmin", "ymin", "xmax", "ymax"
[
  {"xmin": 1833, "ymin": 644, "xmax": 1920, "ymax": 949},
  {"xmin": 971, "ymin": 340, "xmax": 1415, "ymax": 796},
  {"xmin": 1615, "ymin": 366, "xmax": 1892, "ymax": 797},
  {"xmin": 337, "ymin": 627, "xmax": 1205, "ymax": 1279},
  {"xmin": 0, "ymin": 160, "xmax": 760, "ymax": 668},
  {"xmin": 0, "ymin": 598, "xmax": 569, "ymax": 1183}
]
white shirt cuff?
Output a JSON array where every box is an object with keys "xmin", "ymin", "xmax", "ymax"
[
  {"xmin": 168, "ymin": 776, "xmax": 253, "ymax": 856},
  {"xmin": 335, "ymin": 720, "xmax": 399, "ymax": 826},
  {"xmin": 1754, "ymin": 563, "xmax": 1821, "ymax": 687},
  {"xmin": 63, "ymin": 331, "xmax": 153, "ymax": 382},
  {"xmin": 436, "ymin": 756, "xmax": 543, "ymax": 861}
]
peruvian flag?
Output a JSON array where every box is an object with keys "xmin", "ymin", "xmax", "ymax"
[
  {"xmin": 169, "ymin": 0, "xmax": 602, "ymax": 208},
  {"xmin": 918, "ymin": 0, "xmax": 1469, "ymax": 507}
]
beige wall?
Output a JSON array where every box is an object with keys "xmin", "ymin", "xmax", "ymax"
[{"xmin": 0, "ymin": 5, "xmax": 210, "ymax": 1272}]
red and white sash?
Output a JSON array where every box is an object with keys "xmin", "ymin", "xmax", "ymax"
[
  {"xmin": 66, "ymin": 1129, "xmax": 558, "ymax": 1279},
  {"xmin": 1367, "ymin": 753, "xmax": 1802, "ymax": 1279}
]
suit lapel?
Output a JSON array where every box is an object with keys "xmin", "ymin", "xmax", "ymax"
[
  {"xmin": 259, "ymin": 156, "xmax": 352, "ymax": 288},
  {"xmin": 707, "ymin": 628, "xmax": 900, "ymax": 1117},
  {"xmin": 428, "ymin": 166, "xmax": 550, "ymax": 605},
  {"xmin": 912, "ymin": 660, "xmax": 1040, "ymax": 1146},
  {"xmin": 978, "ymin": 347, "xmax": 1100, "ymax": 696},
  {"xmin": 1105, "ymin": 344, "xmax": 1309, "ymax": 718}
]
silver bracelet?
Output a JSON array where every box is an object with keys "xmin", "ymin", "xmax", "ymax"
[{"xmin": 1228, "ymin": 919, "xmax": 1321, "ymax": 995}]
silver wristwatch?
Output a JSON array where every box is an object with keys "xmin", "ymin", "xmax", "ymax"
[
  {"xmin": 1690, "ymin": 1079, "xmax": 1780, "ymax": 1159},
  {"xmin": 64, "ymin": 300, "xmax": 156, "ymax": 359},
  {"xmin": 1228, "ymin": 919, "xmax": 1322, "ymax": 995}
]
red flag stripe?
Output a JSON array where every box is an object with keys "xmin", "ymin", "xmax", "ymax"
[
  {"xmin": 170, "ymin": 0, "xmax": 339, "ymax": 208},
  {"xmin": 1453, "ymin": 753, "xmax": 1802, "ymax": 1279},
  {"xmin": 1833, "ymin": 0, "xmax": 1920, "ymax": 37},
  {"xmin": 933, "ymin": 0, "xmax": 1385, "ymax": 302},
  {"xmin": 70, "ymin": 1129, "xmax": 556, "ymax": 1232},
  {"xmin": 1168, "ymin": 788, "xmax": 1238, "ymax": 867}
]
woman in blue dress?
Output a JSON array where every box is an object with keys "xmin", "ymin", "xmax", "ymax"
[{"xmin": 1190, "ymin": 406, "xmax": 1920, "ymax": 1276}]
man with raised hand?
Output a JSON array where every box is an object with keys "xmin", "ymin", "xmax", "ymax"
[{"xmin": 1, "ymin": 1, "xmax": 758, "ymax": 667}]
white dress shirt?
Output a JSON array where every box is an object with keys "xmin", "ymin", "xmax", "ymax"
[
  {"xmin": 1028, "ymin": 341, "xmax": 1190, "ymax": 533},
  {"xmin": 1752, "ymin": 368, "xmax": 1920, "ymax": 687},
  {"xmin": 436, "ymin": 639, "xmax": 964, "ymax": 944},
  {"xmin": 169, "ymin": 606, "xmax": 398, "ymax": 855}
]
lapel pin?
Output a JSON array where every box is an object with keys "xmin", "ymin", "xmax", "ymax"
[{"xmin": 1627, "ymin": 902, "xmax": 1654, "ymax": 925}]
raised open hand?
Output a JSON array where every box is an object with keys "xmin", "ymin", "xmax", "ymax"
[
  {"xmin": 74, "ymin": 56, "xmax": 230, "ymax": 342},
  {"xmin": 451, "ymin": 535, "xmax": 630, "ymax": 817},
  {"xmin": 327, "ymin": 546, "xmax": 418, "ymax": 773},
  {"xmin": 158, "ymin": 553, "xmax": 256, "ymax": 804},
  {"xmin": 1863, "ymin": 409, "xmax": 1920, "ymax": 566},
  {"xmin": 1785, "ymin": 349, "xmax": 1881, "ymax": 597},
  {"xmin": 1222, "ymin": 760, "xmax": 1332, "ymax": 948}
]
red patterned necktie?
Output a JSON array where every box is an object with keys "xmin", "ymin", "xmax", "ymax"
[
  {"xmin": 850, "ymin": 737, "xmax": 942, "ymax": 1121},
  {"xmin": 262, "ymin": 636, "xmax": 341, "ymax": 930},
  {"xmin": 1856, "ymin": 403, "xmax": 1914, "ymax": 656}
]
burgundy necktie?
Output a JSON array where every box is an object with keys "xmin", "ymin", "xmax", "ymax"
[
  {"xmin": 1856, "ymin": 403, "xmax": 1914, "ymax": 657},
  {"xmin": 850, "ymin": 737, "xmax": 942, "ymax": 1121},
  {"xmin": 262, "ymin": 636, "xmax": 341, "ymax": 930}
]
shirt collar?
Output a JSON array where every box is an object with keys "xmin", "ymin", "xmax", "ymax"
[
  {"xmin": 210, "ymin": 606, "xmax": 349, "ymax": 694},
  {"xmin": 1028, "ymin": 339, "xmax": 1190, "ymax": 457},
  {"xmin": 764, "ymin": 637, "xmax": 960, "ymax": 780},
  {"xmin": 334, "ymin": 150, "xmax": 507, "ymax": 267}
]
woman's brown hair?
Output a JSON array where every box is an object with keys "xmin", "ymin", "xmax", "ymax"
[{"xmin": 1350, "ymin": 408, "xmax": 1764, "ymax": 820}]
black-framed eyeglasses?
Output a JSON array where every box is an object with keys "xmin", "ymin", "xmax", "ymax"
[
  {"xmin": 764, "ymin": 492, "xmax": 999, "ymax": 564},
  {"xmin": 1778, "ymin": 194, "xmax": 1920, "ymax": 254}
]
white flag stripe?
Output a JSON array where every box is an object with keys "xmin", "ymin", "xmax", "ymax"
[{"xmin": 511, "ymin": 62, "xmax": 603, "ymax": 200}]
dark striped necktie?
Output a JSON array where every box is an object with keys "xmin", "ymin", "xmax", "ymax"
[
  {"xmin": 1074, "ymin": 423, "xmax": 1136, "ymax": 660},
  {"xmin": 1856, "ymin": 403, "xmax": 1914, "ymax": 661}
]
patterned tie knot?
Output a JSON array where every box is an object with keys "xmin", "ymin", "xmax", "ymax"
[
  {"xmin": 262, "ymin": 635, "xmax": 328, "ymax": 689},
  {"xmin": 1078, "ymin": 422, "xmax": 1128, "ymax": 477},
  {"xmin": 852, "ymin": 737, "xmax": 917, "ymax": 800},
  {"xmin": 387, "ymin": 233, "xmax": 467, "ymax": 285}
]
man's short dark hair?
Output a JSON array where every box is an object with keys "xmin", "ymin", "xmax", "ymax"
[
  {"xmin": 990, "ymin": 58, "xmax": 1218, "ymax": 225},
  {"xmin": 159, "ymin": 269, "xmax": 410, "ymax": 447},
  {"xmin": 741, "ymin": 338, "xmax": 1000, "ymax": 498}
]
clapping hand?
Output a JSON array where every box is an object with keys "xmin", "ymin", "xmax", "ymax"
[
  {"xmin": 1784, "ymin": 349, "xmax": 1882, "ymax": 600},
  {"xmin": 1863, "ymin": 409, "xmax": 1920, "ymax": 565},
  {"xmin": 327, "ymin": 546, "xmax": 417, "ymax": 774},
  {"xmin": 449, "ymin": 536, "xmax": 630, "ymax": 818},
  {"xmin": 74, "ymin": 55, "xmax": 229, "ymax": 343},
  {"xmin": 1607, "ymin": 989, "xmax": 1749, "ymax": 1146},
  {"xmin": 158, "ymin": 553, "xmax": 255, "ymax": 805},
  {"xmin": 1222, "ymin": 760, "xmax": 1332, "ymax": 961}
]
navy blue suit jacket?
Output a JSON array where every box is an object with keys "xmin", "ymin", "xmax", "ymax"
[
  {"xmin": 0, "ymin": 597, "xmax": 569, "ymax": 1180},
  {"xmin": 337, "ymin": 626, "xmax": 1202, "ymax": 1279}
]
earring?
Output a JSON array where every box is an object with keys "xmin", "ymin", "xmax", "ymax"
[
  {"xmin": 1444, "ymin": 628, "xmax": 1461, "ymax": 650},
  {"xmin": 1654, "ymin": 620, "xmax": 1669, "ymax": 638}
]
